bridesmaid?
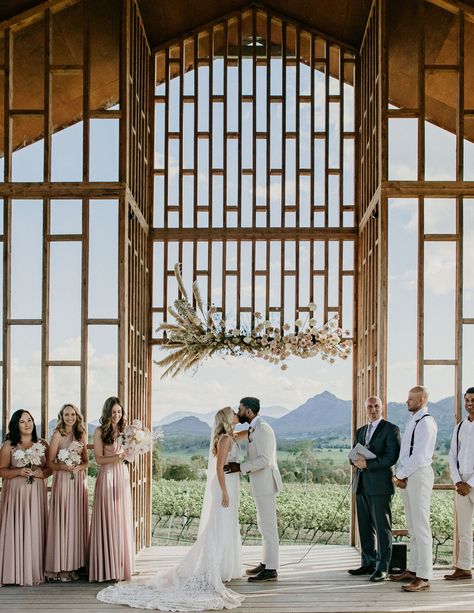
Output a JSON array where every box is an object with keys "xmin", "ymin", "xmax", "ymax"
[
  {"xmin": 89, "ymin": 396, "xmax": 135, "ymax": 582},
  {"xmin": 0, "ymin": 410, "xmax": 51, "ymax": 586},
  {"xmin": 45, "ymin": 403, "xmax": 89, "ymax": 582}
]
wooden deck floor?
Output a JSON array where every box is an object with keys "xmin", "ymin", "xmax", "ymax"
[{"xmin": 1, "ymin": 545, "xmax": 474, "ymax": 613}]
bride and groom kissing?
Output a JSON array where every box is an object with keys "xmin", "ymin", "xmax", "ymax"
[{"xmin": 97, "ymin": 396, "xmax": 283, "ymax": 611}]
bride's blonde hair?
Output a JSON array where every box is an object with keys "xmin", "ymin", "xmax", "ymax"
[{"xmin": 211, "ymin": 406, "xmax": 235, "ymax": 456}]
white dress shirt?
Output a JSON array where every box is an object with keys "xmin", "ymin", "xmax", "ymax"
[
  {"xmin": 396, "ymin": 407, "xmax": 437, "ymax": 480},
  {"xmin": 449, "ymin": 417, "xmax": 474, "ymax": 486},
  {"xmin": 366, "ymin": 416, "xmax": 383, "ymax": 443}
]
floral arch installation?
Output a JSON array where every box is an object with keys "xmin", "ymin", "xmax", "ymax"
[{"xmin": 151, "ymin": 7, "xmax": 357, "ymax": 380}]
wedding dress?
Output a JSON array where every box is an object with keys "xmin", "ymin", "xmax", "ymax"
[{"xmin": 97, "ymin": 440, "xmax": 244, "ymax": 611}]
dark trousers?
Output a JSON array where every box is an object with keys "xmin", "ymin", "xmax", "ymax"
[{"xmin": 356, "ymin": 491, "xmax": 393, "ymax": 572}]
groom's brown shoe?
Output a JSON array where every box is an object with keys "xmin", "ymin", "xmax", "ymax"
[
  {"xmin": 444, "ymin": 568, "xmax": 472, "ymax": 581},
  {"xmin": 246, "ymin": 563, "xmax": 265, "ymax": 576},
  {"xmin": 401, "ymin": 578, "xmax": 430, "ymax": 592},
  {"xmin": 248, "ymin": 569, "xmax": 277, "ymax": 582},
  {"xmin": 388, "ymin": 569, "xmax": 416, "ymax": 582}
]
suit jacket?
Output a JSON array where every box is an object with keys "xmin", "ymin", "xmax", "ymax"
[
  {"xmin": 353, "ymin": 419, "xmax": 401, "ymax": 496},
  {"xmin": 240, "ymin": 416, "xmax": 283, "ymax": 497}
]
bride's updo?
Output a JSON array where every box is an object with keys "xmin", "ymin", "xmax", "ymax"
[{"xmin": 211, "ymin": 407, "xmax": 235, "ymax": 456}]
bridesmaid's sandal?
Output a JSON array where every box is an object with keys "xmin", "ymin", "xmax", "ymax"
[
  {"xmin": 70, "ymin": 571, "xmax": 80, "ymax": 581},
  {"xmin": 59, "ymin": 571, "xmax": 72, "ymax": 582}
]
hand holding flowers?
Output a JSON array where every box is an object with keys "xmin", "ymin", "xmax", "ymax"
[
  {"xmin": 13, "ymin": 442, "xmax": 47, "ymax": 483},
  {"xmin": 118, "ymin": 419, "xmax": 153, "ymax": 464},
  {"xmin": 57, "ymin": 440, "xmax": 84, "ymax": 479}
]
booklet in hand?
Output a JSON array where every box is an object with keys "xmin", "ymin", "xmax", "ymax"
[{"xmin": 348, "ymin": 442, "xmax": 377, "ymax": 462}]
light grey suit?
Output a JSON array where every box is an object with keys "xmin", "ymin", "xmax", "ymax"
[{"xmin": 240, "ymin": 416, "xmax": 283, "ymax": 569}]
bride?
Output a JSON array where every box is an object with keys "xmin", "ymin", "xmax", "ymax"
[{"xmin": 97, "ymin": 406, "xmax": 247, "ymax": 611}]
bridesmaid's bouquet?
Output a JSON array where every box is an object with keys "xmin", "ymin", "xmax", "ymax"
[
  {"xmin": 13, "ymin": 442, "xmax": 47, "ymax": 483},
  {"xmin": 57, "ymin": 440, "xmax": 84, "ymax": 479},
  {"xmin": 118, "ymin": 419, "xmax": 153, "ymax": 464}
]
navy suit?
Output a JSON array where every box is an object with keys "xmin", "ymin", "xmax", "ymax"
[{"xmin": 353, "ymin": 419, "xmax": 401, "ymax": 572}]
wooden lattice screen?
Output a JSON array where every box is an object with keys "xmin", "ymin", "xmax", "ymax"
[
  {"xmin": 151, "ymin": 7, "xmax": 357, "ymax": 349},
  {"xmin": 0, "ymin": 0, "xmax": 152, "ymax": 550}
]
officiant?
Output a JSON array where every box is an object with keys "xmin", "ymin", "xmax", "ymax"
[{"xmin": 348, "ymin": 396, "xmax": 401, "ymax": 582}]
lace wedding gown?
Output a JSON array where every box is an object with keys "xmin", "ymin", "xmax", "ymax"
[{"xmin": 97, "ymin": 440, "xmax": 244, "ymax": 611}]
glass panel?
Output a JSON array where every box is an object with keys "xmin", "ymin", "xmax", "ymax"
[
  {"xmin": 464, "ymin": 117, "xmax": 474, "ymax": 181},
  {"xmin": 12, "ymin": 18, "xmax": 44, "ymax": 110},
  {"xmin": 153, "ymin": 242, "xmax": 164, "ymax": 309},
  {"xmin": 49, "ymin": 242, "xmax": 81, "ymax": 360},
  {"xmin": 89, "ymin": 119, "xmax": 119, "ymax": 181},
  {"xmin": 388, "ymin": 118, "xmax": 418, "ymax": 180},
  {"xmin": 463, "ymin": 199, "xmax": 474, "ymax": 318},
  {"xmin": 463, "ymin": 326, "xmax": 474, "ymax": 396},
  {"xmin": 88, "ymin": 200, "xmax": 118, "ymax": 318},
  {"xmin": 11, "ymin": 326, "xmax": 42, "ymax": 422},
  {"xmin": 424, "ymin": 4, "xmax": 457, "ymax": 65},
  {"xmin": 11, "ymin": 200, "xmax": 43, "ymax": 319},
  {"xmin": 52, "ymin": 73, "xmax": 83, "ymax": 181},
  {"xmin": 87, "ymin": 325, "xmax": 118, "ymax": 421},
  {"xmin": 424, "ymin": 199, "xmax": 456, "ymax": 234},
  {"xmin": 52, "ymin": 3, "xmax": 83, "ymax": 65},
  {"xmin": 387, "ymin": 0, "xmax": 419, "ymax": 110},
  {"xmin": 12, "ymin": 116, "xmax": 44, "ymax": 182},
  {"xmin": 90, "ymin": 0, "xmax": 119, "ymax": 110},
  {"xmin": 0, "ymin": 244, "xmax": 2, "ymax": 360},
  {"xmin": 424, "ymin": 242, "xmax": 456, "ymax": 360},
  {"xmin": 50, "ymin": 200, "xmax": 82, "ymax": 234},
  {"xmin": 48, "ymin": 367, "xmax": 81, "ymax": 422},
  {"xmin": 387, "ymin": 199, "xmax": 418, "ymax": 401},
  {"xmin": 425, "ymin": 121, "xmax": 456, "ymax": 181}
]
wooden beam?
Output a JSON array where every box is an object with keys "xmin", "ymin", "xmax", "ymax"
[
  {"xmin": 0, "ymin": 182, "xmax": 125, "ymax": 198},
  {"xmin": 382, "ymin": 180, "xmax": 474, "ymax": 197},
  {"xmin": 152, "ymin": 227, "xmax": 358, "ymax": 241}
]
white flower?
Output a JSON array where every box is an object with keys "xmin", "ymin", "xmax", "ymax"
[
  {"xmin": 308, "ymin": 303, "xmax": 317, "ymax": 310},
  {"xmin": 132, "ymin": 419, "xmax": 143, "ymax": 428},
  {"xmin": 243, "ymin": 336, "xmax": 252, "ymax": 344},
  {"xmin": 57, "ymin": 449, "xmax": 69, "ymax": 462},
  {"xmin": 295, "ymin": 318, "xmax": 303, "ymax": 328}
]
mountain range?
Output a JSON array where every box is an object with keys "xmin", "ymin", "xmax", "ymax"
[
  {"xmin": 158, "ymin": 405, "xmax": 289, "ymax": 427},
  {"xmin": 160, "ymin": 391, "xmax": 459, "ymax": 442}
]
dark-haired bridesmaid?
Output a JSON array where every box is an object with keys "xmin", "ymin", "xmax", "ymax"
[
  {"xmin": 89, "ymin": 396, "xmax": 135, "ymax": 582},
  {"xmin": 0, "ymin": 410, "xmax": 51, "ymax": 586},
  {"xmin": 45, "ymin": 403, "xmax": 89, "ymax": 582}
]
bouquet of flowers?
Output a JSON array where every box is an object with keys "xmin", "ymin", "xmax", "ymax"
[
  {"xmin": 13, "ymin": 442, "xmax": 47, "ymax": 484},
  {"xmin": 118, "ymin": 419, "xmax": 153, "ymax": 464},
  {"xmin": 57, "ymin": 440, "xmax": 84, "ymax": 479},
  {"xmin": 155, "ymin": 264, "xmax": 352, "ymax": 378}
]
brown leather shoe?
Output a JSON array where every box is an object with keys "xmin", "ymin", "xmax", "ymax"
[
  {"xmin": 402, "ymin": 578, "xmax": 430, "ymax": 592},
  {"xmin": 444, "ymin": 568, "xmax": 473, "ymax": 581},
  {"xmin": 245, "ymin": 563, "xmax": 265, "ymax": 576},
  {"xmin": 388, "ymin": 569, "xmax": 416, "ymax": 582}
]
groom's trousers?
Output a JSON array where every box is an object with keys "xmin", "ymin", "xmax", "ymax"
[{"xmin": 254, "ymin": 493, "xmax": 279, "ymax": 570}]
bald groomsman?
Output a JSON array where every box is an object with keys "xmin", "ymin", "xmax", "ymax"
[
  {"xmin": 445, "ymin": 387, "xmax": 474, "ymax": 581},
  {"xmin": 348, "ymin": 397, "xmax": 401, "ymax": 582},
  {"xmin": 390, "ymin": 386, "xmax": 437, "ymax": 592}
]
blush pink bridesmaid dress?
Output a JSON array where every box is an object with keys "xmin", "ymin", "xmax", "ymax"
[
  {"xmin": 0, "ymin": 441, "xmax": 48, "ymax": 586},
  {"xmin": 88, "ymin": 439, "xmax": 135, "ymax": 582},
  {"xmin": 45, "ymin": 432, "xmax": 89, "ymax": 578}
]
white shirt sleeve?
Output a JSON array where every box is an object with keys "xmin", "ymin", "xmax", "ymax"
[
  {"xmin": 449, "ymin": 424, "xmax": 462, "ymax": 485},
  {"xmin": 396, "ymin": 417, "xmax": 437, "ymax": 480}
]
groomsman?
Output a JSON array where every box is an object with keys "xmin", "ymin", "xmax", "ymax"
[
  {"xmin": 390, "ymin": 386, "xmax": 437, "ymax": 592},
  {"xmin": 445, "ymin": 387, "xmax": 474, "ymax": 581},
  {"xmin": 348, "ymin": 397, "xmax": 401, "ymax": 582}
]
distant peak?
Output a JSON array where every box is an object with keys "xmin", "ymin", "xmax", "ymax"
[{"xmin": 314, "ymin": 390, "xmax": 335, "ymax": 399}]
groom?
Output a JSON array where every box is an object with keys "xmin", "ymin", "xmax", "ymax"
[{"xmin": 224, "ymin": 396, "xmax": 283, "ymax": 582}]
